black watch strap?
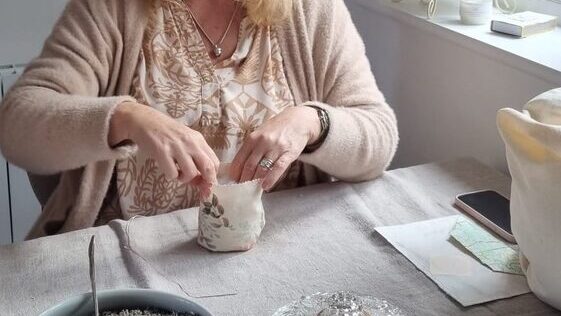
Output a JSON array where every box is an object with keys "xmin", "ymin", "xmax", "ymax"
[{"xmin": 303, "ymin": 105, "xmax": 330, "ymax": 154}]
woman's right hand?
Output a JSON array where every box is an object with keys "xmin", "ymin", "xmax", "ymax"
[{"xmin": 109, "ymin": 101, "xmax": 219, "ymax": 196}]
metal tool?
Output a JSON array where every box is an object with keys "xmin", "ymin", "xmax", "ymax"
[{"xmin": 88, "ymin": 235, "xmax": 99, "ymax": 316}]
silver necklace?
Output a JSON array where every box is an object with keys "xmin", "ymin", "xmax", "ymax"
[{"xmin": 185, "ymin": 1, "xmax": 240, "ymax": 58}]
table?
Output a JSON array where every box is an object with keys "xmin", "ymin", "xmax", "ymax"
[{"xmin": 0, "ymin": 158, "xmax": 558, "ymax": 316}]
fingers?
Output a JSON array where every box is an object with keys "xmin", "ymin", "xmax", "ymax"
[
  {"xmin": 253, "ymin": 148, "xmax": 282, "ymax": 181},
  {"xmin": 232, "ymin": 128, "xmax": 295, "ymax": 184},
  {"xmin": 132, "ymin": 112, "xmax": 221, "ymax": 192},
  {"xmin": 207, "ymin": 147, "xmax": 220, "ymax": 172},
  {"xmin": 192, "ymin": 176, "xmax": 212, "ymax": 198},
  {"xmin": 262, "ymin": 152, "xmax": 297, "ymax": 191},
  {"xmin": 199, "ymin": 137, "xmax": 220, "ymax": 173},
  {"xmin": 231, "ymin": 140, "xmax": 253, "ymax": 182},
  {"xmin": 232, "ymin": 132, "xmax": 281, "ymax": 182},
  {"xmin": 193, "ymin": 152, "xmax": 217, "ymax": 183},
  {"xmin": 155, "ymin": 150, "xmax": 180, "ymax": 180},
  {"xmin": 239, "ymin": 146, "xmax": 268, "ymax": 183},
  {"xmin": 189, "ymin": 131, "xmax": 219, "ymax": 184},
  {"xmin": 174, "ymin": 150, "xmax": 200, "ymax": 184},
  {"xmin": 172, "ymin": 147, "xmax": 215, "ymax": 198},
  {"xmin": 158, "ymin": 137, "xmax": 217, "ymax": 192},
  {"xmin": 253, "ymin": 157, "xmax": 271, "ymax": 181}
]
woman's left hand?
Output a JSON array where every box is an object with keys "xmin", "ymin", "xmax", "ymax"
[{"xmin": 230, "ymin": 106, "xmax": 322, "ymax": 191}]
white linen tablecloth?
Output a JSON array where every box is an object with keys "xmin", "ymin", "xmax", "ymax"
[{"xmin": 0, "ymin": 158, "xmax": 558, "ymax": 316}]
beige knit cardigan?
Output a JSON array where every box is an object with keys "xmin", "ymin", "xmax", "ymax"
[{"xmin": 0, "ymin": 0, "xmax": 398, "ymax": 239}]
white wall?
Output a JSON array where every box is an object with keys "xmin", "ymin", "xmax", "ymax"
[
  {"xmin": 0, "ymin": 0, "xmax": 68, "ymax": 65},
  {"xmin": 346, "ymin": 0, "xmax": 561, "ymax": 171}
]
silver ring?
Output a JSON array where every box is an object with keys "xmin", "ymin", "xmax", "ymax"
[{"xmin": 259, "ymin": 158, "xmax": 275, "ymax": 170}]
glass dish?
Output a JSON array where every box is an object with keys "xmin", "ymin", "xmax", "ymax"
[{"xmin": 273, "ymin": 291, "xmax": 404, "ymax": 316}]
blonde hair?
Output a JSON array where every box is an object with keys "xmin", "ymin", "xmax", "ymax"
[{"xmin": 241, "ymin": 0, "xmax": 293, "ymax": 25}]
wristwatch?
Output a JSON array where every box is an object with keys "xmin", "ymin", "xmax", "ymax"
[{"xmin": 303, "ymin": 105, "xmax": 330, "ymax": 154}]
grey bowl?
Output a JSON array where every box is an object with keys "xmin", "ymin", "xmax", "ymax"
[{"xmin": 40, "ymin": 288, "xmax": 213, "ymax": 316}]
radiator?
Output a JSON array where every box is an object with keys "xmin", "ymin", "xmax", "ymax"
[
  {"xmin": 0, "ymin": 64, "xmax": 25, "ymax": 96},
  {"xmin": 0, "ymin": 64, "xmax": 41, "ymax": 244}
]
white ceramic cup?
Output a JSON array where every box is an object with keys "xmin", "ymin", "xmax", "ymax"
[{"xmin": 460, "ymin": 0, "xmax": 494, "ymax": 25}]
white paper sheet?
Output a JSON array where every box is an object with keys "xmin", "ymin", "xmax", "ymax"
[{"xmin": 376, "ymin": 215, "xmax": 531, "ymax": 306}]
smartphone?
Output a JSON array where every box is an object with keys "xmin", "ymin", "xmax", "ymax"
[{"xmin": 454, "ymin": 190, "xmax": 515, "ymax": 243}]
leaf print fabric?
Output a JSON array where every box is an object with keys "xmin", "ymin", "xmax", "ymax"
[
  {"xmin": 101, "ymin": 0, "xmax": 298, "ymax": 222},
  {"xmin": 198, "ymin": 164, "xmax": 265, "ymax": 252},
  {"xmin": 118, "ymin": 155, "xmax": 197, "ymax": 217}
]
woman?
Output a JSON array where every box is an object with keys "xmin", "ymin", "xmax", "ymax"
[{"xmin": 0, "ymin": 0, "xmax": 398, "ymax": 239}]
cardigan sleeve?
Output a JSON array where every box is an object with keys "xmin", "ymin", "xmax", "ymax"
[
  {"xmin": 0, "ymin": 0, "xmax": 136, "ymax": 175},
  {"xmin": 298, "ymin": 0, "xmax": 399, "ymax": 182}
]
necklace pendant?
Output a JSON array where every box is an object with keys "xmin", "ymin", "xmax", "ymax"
[{"xmin": 213, "ymin": 46, "xmax": 223, "ymax": 57}]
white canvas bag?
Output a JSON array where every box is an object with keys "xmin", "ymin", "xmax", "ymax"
[
  {"xmin": 198, "ymin": 164, "xmax": 265, "ymax": 252},
  {"xmin": 497, "ymin": 88, "xmax": 561, "ymax": 309}
]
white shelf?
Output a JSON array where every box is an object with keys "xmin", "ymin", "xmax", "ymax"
[{"xmin": 350, "ymin": 0, "xmax": 561, "ymax": 84}]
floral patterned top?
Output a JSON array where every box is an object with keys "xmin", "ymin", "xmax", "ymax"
[{"xmin": 97, "ymin": 0, "xmax": 303, "ymax": 223}]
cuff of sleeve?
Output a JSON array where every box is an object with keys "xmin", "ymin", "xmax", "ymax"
[
  {"xmin": 97, "ymin": 95, "xmax": 138, "ymax": 160},
  {"xmin": 298, "ymin": 101, "xmax": 356, "ymax": 171}
]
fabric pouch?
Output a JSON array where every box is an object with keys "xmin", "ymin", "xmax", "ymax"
[
  {"xmin": 497, "ymin": 88, "xmax": 561, "ymax": 309},
  {"xmin": 198, "ymin": 164, "xmax": 265, "ymax": 252}
]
